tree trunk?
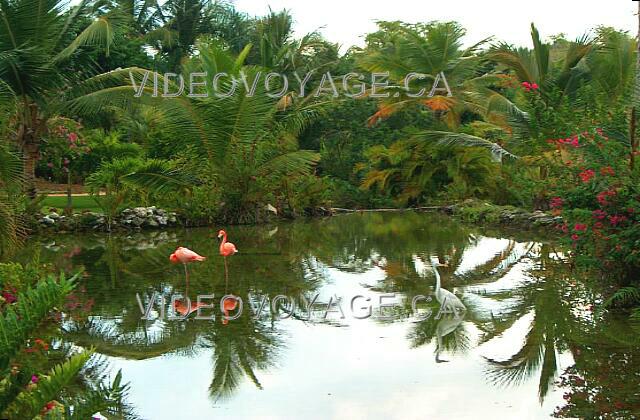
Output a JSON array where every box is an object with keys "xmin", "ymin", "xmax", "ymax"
[
  {"xmin": 65, "ymin": 170, "xmax": 73, "ymax": 215},
  {"xmin": 22, "ymin": 142, "xmax": 39, "ymax": 199},
  {"xmin": 17, "ymin": 102, "xmax": 45, "ymax": 198}
]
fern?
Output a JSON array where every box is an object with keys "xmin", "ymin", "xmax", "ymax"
[
  {"xmin": 64, "ymin": 370, "xmax": 133, "ymax": 420},
  {"xmin": 604, "ymin": 286, "xmax": 640, "ymax": 308},
  {"xmin": 5, "ymin": 351, "xmax": 92, "ymax": 419},
  {"xmin": 0, "ymin": 273, "xmax": 76, "ymax": 371}
]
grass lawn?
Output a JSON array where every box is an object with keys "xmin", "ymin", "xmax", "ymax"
[{"xmin": 41, "ymin": 195, "xmax": 102, "ymax": 213}]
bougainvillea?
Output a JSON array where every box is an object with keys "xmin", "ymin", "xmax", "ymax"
[{"xmin": 545, "ymin": 128, "xmax": 640, "ymax": 279}]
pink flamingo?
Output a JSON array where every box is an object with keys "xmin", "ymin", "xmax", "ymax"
[
  {"xmin": 169, "ymin": 247, "xmax": 206, "ymax": 317},
  {"xmin": 217, "ymin": 230, "xmax": 238, "ymax": 281},
  {"xmin": 217, "ymin": 230, "xmax": 238, "ymax": 256},
  {"xmin": 170, "ymin": 246, "xmax": 206, "ymax": 264},
  {"xmin": 170, "ymin": 247, "xmax": 206, "ymax": 279}
]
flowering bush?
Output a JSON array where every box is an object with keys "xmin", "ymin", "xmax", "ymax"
[
  {"xmin": 546, "ymin": 128, "xmax": 640, "ymax": 279},
  {"xmin": 38, "ymin": 118, "xmax": 91, "ymax": 183}
]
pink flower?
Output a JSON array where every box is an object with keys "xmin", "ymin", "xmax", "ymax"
[
  {"xmin": 521, "ymin": 81, "xmax": 531, "ymax": 91},
  {"xmin": 46, "ymin": 162, "xmax": 53, "ymax": 168},
  {"xmin": 608, "ymin": 214, "xmax": 627, "ymax": 226},
  {"xmin": 571, "ymin": 234, "xmax": 580, "ymax": 241},
  {"xmin": 574, "ymin": 223, "xmax": 587, "ymax": 232},
  {"xmin": 557, "ymin": 136, "xmax": 579, "ymax": 147},
  {"xmin": 568, "ymin": 136, "xmax": 579, "ymax": 147},
  {"xmin": 594, "ymin": 221, "xmax": 603, "ymax": 229},
  {"xmin": 579, "ymin": 169, "xmax": 595, "ymax": 183},
  {"xmin": 31, "ymin": 375, "xmax": 38, "ymax": 384},
  {"xmin": 68, "ymin": 132, "xmax": 78, "ymax": 143},
  {"xmin": 63, "ymin": 158, "xmax": 70, "ymax": 165},
  {"xmin": 531, "ymin": 83, "xmax": 539, "ymax": 90},
  {"xmin": 592, "ymin": 209, "xmax": 606, "ymax": 220}
]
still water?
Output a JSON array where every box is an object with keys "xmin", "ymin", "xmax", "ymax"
[{"xmin": 29, "ymin": 212, "xmax": 640, "ymax": 419}]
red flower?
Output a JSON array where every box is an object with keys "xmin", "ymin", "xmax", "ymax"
[
  {"xmin": 599, "ymin": 166, "xmax": 615, "ymax": 176},
  {"xmin": 592, "ymin": 209, "xmax": 606, "ymax": 220},
  {"xmin": 531, "ymin": 83, "xmax": 539, "ymax": 90},
  {"xmin": 594, "ymin": 221, "xmax": 603, "ymax": 229},
  {"xmin": 571, "ymin": 234, "xmax": 580, "ymax": 241},
  {"xmin": 43, "ymin": 401, "xmax": 57, "ymax": 413},
  {"xmin": 579, "ymin": 169, "xmax": 595, "ymax": 183},
  {"xmin": 550, "ymin": 197, "xmax": 564, "ymax": 209},
  {"xmin": 573, "ymin": 223, "xmax": 587, "ymax": 232},
  {"xmin": 67, "ymin": 132, "xmax": 78, "ymax": 143},
  {"xmin": 1, "ymin": 291, "xmax": 17, "ymax": 304},
  {"xmin": 596, "ymin": 189, "xmax": 616, "ymax": 206}
]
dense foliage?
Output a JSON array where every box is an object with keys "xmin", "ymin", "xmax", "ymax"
[{"xmin": 0, "ymin": 1, "xmax": 638, "ymax": 312}]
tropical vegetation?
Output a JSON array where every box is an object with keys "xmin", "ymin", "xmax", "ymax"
[{"xmin": 1, "ymin": 0, "xmax": 640, "ymax": 414}]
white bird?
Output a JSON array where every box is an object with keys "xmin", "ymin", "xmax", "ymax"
[{"xmin": 430, "ymin": 256, "xmax": 466, "ymax": 316}]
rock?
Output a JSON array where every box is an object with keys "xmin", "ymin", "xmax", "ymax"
[
  {"xmin": 133, "ymin": 207, "xmax": 148, "ymax": 218},
  {"xmin": 147, "ymin": 219, "xmax": 159, "ymax": 227},
  {"xmin": 40, "ymin": 215, "xmax": 55, "ymax": 225}
]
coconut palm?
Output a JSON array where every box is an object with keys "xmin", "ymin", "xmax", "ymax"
[
  {"xmin": 251, "ymin": 8, "xmax": 338, "ymax": 80},
  {"xmin": 357, "ymin": 21, "xmax": 524, "ymax": 158},
  {"xmin": 123, "ymin": 40, "xmax": 324, "ymax": 222},
  {"xmin": 488, "ymin": 24, "xmax": 592, "ymax": 102},
  {"xmin": 0, "ymin": 0, "xmax": 137, "ymax": 195},
  {"xmin": 0, "ymin": 143, "xmax": 26, "ymax": 257}
]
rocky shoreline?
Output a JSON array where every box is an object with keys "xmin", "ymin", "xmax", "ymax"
[
  {"xmin": 37, "ymin": 206, "xmax": 179, "ymax": 232},
  {"xmin": 331, "ymin": 201, "xmax": 563, "ymax": 229},
  {"xmin": 35, "ymin": 201, "xmax": 562, "ymax": 233}
]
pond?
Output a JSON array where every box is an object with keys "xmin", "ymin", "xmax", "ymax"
[{"xmin": 26, "ymin": 212, "xmax": 640, "ymax": 419}]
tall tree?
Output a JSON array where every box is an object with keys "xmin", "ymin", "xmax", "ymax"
[{"xmin": 0, "ymin": 0, "xmax": 126, "ymax": 195}]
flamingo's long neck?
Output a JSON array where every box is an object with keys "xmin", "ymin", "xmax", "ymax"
[{"xmin": 219, "ymin": 233, "xmax": 227, "ymax": 252}]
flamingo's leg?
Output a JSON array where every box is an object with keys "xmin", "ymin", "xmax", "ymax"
[{"xmin": 224, "ymin": 257, "xmax": 229, "ymax": 287}]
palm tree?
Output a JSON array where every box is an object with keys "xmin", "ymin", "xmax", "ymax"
[
  {"xmin": 357, "ymin": 21, "xmax": 522, "ymax": 158},
  {"xmin": 359, "ymin": 140, "xmax": 501, "ymax": 205},
  {"xmin": 488, "ymin": 24, "xmax": 592, "ymax": 102},
  {"xmin": 0, "ymin": 144, "xmax": 25, "ymax": 257},
  {"xmin": 131, "ymin": 40, "xmax": 324, "ymax": 222},
  {"xmin": 0, "ymin": 0, "xmax": 134, "ymax": 195},
  {"xmin": 251, "ymin": 9, "xmax": 338, "ymax": 80}
]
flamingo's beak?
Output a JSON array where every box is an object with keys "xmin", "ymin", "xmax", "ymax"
[{"xmin": 217, "ymin": 233, "xmax": 222, "ymax": 239}]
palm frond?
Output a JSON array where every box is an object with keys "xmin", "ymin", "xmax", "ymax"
[{"xmin": 412, "ymin": 131, "xmax": 517, "ymax": 159}]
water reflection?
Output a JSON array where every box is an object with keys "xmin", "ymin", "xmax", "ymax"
[{"xmin": 24, "ymin": 212, "xmax": 640, "ymax": 418}]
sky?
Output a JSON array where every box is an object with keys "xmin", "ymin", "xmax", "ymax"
[{"xmin": 233, "ymin": 0, "xmax": 638, "ymax": 50}]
